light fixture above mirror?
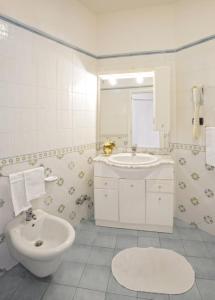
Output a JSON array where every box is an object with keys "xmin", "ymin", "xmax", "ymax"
[{"xmin": 100, "ymin": 72, "xmax": 154, "ymax": 81}]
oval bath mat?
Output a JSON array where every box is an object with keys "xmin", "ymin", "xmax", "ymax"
[{"xmin": 112, "ymin": 247, "xmax": 195, "ymax": 294}]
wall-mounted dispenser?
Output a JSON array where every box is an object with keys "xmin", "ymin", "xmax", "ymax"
[{"xmin": 192, "ymin": 86, "xmax": 204, "ymax": 140}]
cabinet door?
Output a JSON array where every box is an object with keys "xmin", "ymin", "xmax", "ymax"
[
  {"xmin": 146, "ymin": 193, "xmax": 173, "ymax": 226},
  {"xmin": 119, "ymin": 179, "xmax": 146, "ymax": 224},
  {"xmin": 94, "ymin": 189, "xmax": 118, "ymax": 221}
]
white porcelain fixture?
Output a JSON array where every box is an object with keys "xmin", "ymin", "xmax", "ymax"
[
  {"xmin": 5, "ymin": 209, "xmax": 75, "ymax": 277},
  {"xmin": 94, "ymin": 154, "xmax": 174, "ymax": 233},
  {"xmin": 108, "ymin": 153, "xmax": 158, "ymax": 166}
]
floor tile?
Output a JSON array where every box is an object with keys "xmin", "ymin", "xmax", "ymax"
[
  {"xmin": 0, "ymin": 274, "xmax": 23, "ymax": 300},
  {"xmin": 106, "ymin": 293, "xmax": 137, "ymax": 300},
  {"xmin": 3, "ymin": 264, "xmax": 30, "ymax": 279},
  {"xmin": 113, "ymin": 248, "xmax": 123, "ymax": 256},
  {"xmin": 138, "ymin": 237, "xmax": 160, "ymax": 248},
  {"xmin": 205, "ymin": 242, "xmax": 215, "ymax": 258},
  {"xmin": 52, "ymin": 261, "xmax": 85, "ymax": 286},
  {"xmin": 94, "ymin": 233, "xmax": 117, "ymax": 248},
  {"xmin": 160, "ymin": 238, "xmax": 185, "ymax": 255},
  {"xmin": 169, "ymin": 283, "xmax": 201, "ymax": 300},
  {"xmin": 75, "ymin": 230, "xmax": 97, "ymax": 246},
  {"xmin": 177, "ymin": 228, "xmax": 202, "ymax": 241},
  {"xmin": 174, "ymin": 218, "xmax": 193, "ymax": 229},
  {"xmin": 186, "ymin": 256, "xmax": 215, "ymax": 279},
  {"xmin": 79, "ymin": 264, "xmax": 110, "ymax": 292},
  {"xmin": 107, "ymin": 274, "xmax": 137, "ymax": 298},
  {"xmin": 158, "ymin": 227, "xmax": 181, "ymax": 240},
  {"xmin": 76, "ymin": 220, "xmax": 97, "ymax": 232},
  {"xmin": 138, "ymin": 230, "xmax": 159, "ymax": 238},
  {"xmin": 196, "ymin": 278, "xmax": 215, "ymax": 300},
  {"xmin": 3, "ymin": 222, "xmax": 215, "ymax": 300},
  {"xmin": 10, "ymin": 276, "xmax": 48, "ymax": 300},
  {"xmin": 98, "ymin": 226, "xmax": 119, "ymax": 235},
  {"xmin": 199, "ymin": 230, "xmax": 215, "ymax": 243},
  {"xmin": 7, "ymin": 264, "xmax": 52, "ymax": 283},
  {"xmin": 88, "ymin": 247, "xmax": 114, "ymax": 266},
  {"xmin": 115, "ymin": 228, "xmax": 138, "ymax": 237},
  {"xmin": 138, "ymin": 290, "xmax": 169, "ymax": 299},
  {"xmin": 74, "ymin": 288, "xmax": 105, "ymax": 300},
  {"xmin": 116, "ymin": 235, "xmax": 137, "ymax": 249},
  {"xmin": 43, "ymin": 283, "xmax": 76, "ymax": 300},
  {"xmin": 183, "ymin": 240, "xmax": 210, "ymax": 258},
  {"xmin": 63, "ymin": 244, "xmax": 92, "ymax": 263}
]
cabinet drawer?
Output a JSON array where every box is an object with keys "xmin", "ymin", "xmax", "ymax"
[
  {"xmin": 94, "ymin": 188, "xmax": 118, "ymax": 221},
  {"xmin": 94, "ymin": 176, "xmax": 118, "ymax": 189},
  {"xmin": 146, "ymin": 192, "xmax": 173, "ymax": 226},
  {"xmin": 146, "ymin": 180, "xmax": 174, "ymax": 193}
]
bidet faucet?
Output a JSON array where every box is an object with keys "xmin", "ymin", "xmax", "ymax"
[
  {"xmin": 25, "ymin": 208, "xmax": 36, "ymax": 222},
  {"xmin": 131, "ymin": 145, "xmax": 137, "ymax": 156}
]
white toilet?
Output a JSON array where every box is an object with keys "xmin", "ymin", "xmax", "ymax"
[{"xmin": 5, "ymin": 209, "xmax": 75, "ymax": 277}]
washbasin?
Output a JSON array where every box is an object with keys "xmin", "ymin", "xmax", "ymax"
[{"xmin": 108, "ymin": 153, "xmax": 158, "ymax": 166}]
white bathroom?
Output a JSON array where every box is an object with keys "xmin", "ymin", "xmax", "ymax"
[{"xmin": 0, "ymin": 0, "xmax": 215, "ymax": 299}]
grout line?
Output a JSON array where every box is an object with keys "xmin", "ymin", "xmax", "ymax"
[
  {"xmin": 74, "ymin": 261, "xmax": 88, "ymax": 291},
  {"xmin": 40, "ymin": 281, "xmax": 52, "ymax": 300},
  {"xmin": 181, "ymin": 238, "xmax": 187, "ymax": 256},
  {"xmin": 195, "ymin": 279, "xmax": 204, "ymax": 300},
  {"xmin": 71, "ymin": 285, "xmax": 79, "ymax": 300},
  {"xmin": 105, "ymin": 227, "xmax": 118, "ymax": 297}
]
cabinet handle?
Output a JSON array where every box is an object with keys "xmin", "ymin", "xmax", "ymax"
[
  {"xmin": 130, "ymin": 184, "xmax": 134, "ymax": 188},
  {"xmin": 104, "ymin": 182, "xmax": 108, "ymax": 186},
  {"xmin": 104, "ymin": 194, "xmax": 108, "ymax": 197},
  {"xmin": 158, "ymin": 197, "xmax": 161, "ymax": 201},
  {"xmin": 158, "ymin": 185, "xmax": 162, "ymax": 189}
]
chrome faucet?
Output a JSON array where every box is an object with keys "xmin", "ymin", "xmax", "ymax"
[
  {"xmin": 131, "ymin": 145, "xmax": 137, "ymax": 156},
  {"xmin": 25, "ymin": 208, "xmax": 36, "ymax": 222}
]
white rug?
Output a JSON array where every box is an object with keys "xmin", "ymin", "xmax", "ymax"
[{"xmin": 112, "ymin": 247, "xmax": 195, "ymax": 294}]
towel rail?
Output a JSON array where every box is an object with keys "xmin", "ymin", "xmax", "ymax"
[{"xmin": 0, "ymin": 173, "xmax": 58, "ymax": 182}]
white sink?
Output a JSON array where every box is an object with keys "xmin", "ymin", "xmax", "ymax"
[{"xmin": 108, "ymin": 153, "xmax": 158, "ymax": 167}]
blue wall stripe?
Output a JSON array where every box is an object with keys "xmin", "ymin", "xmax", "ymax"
[
  {"xmin": 0, "ymin": 14, "xmax": 215, "ymax": 60},
  {"xmin": 0, "ymin": 14, "xmax": 97, "ymax": 59}
]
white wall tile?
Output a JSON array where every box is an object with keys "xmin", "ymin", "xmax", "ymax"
[{"xmin": 0, "ymin": 22, "xmax": 97, "ymax": 159}]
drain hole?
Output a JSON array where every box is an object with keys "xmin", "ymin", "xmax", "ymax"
[{"xmin": 34, "ymin": 240, "xmax": 43, "ymax": 247}]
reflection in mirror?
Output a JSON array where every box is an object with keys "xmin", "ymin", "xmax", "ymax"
[
  {"xmin": 131, "ymin": 91, "xmax": 160, "ymax": 148},
  {"xmin": 98, "ymin": 72, "xmax": 161, "ymax": 149}
]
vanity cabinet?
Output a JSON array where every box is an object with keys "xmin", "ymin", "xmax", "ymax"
[
  {"xmin": 146, "ymin": 192, "xmax": 173, "ymax": 226},
  {"xmin": 146, "ymin": 179, "xmax": 174, "ymax": 226},
  {"xmin": 94, "ymin": 157, "xmax": 174, "ymax": 233},
  {"xmin": 119, "ymin": 179, "xmax": 146, "ymax": 224},
  {"xmin": 94, "ymin": 177, "xmax": 118, "ymax": 222},
  {"xmin": 94, "ymin": 188, "xmax": 118, "ymax": 221}
]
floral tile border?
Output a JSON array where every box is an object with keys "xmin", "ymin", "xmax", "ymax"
[
  {"xmin": 170, "ymin": 143, "xmax": 206, "ymax": 152},
  {"xmin": 0, "ymin": 143, "xmax": 97, "ymax": 169},
  {"xmin": 0, "ymin": 142, "xmax": 206, "ymax": 170},
  {"xmin": 98, "ymin": 141, "xmax": 205, "ymax": 155}
]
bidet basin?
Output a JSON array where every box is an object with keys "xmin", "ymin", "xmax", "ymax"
[
  {"xmin": 108, "ymin": 153, "xmax": 158, "ymax": 166},
  {"xmin": 5, "ymin": 209, "xmax": 75, "ymax": 277}
]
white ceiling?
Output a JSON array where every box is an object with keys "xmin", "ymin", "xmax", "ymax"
[{"xmin": 79, "ymin": 0, "xmax": 176, "ymax": 14}]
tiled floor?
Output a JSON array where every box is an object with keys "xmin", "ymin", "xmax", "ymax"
[{"xmin": 1, "ymin": 218, "xmax": 215, "ymax": 300}]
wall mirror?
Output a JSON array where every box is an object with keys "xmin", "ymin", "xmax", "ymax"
[{"xmin": 98, "ymin": 68, "xmax": 171, "ymax": 151}]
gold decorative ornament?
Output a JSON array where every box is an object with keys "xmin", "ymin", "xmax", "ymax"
[{"xmin": 103, "ymin": 141, "xmax": 116, "ymax": 156}]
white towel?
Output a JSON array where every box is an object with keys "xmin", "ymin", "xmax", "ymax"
[
  {"xmin": 24, "ymin": 167, "xmax": 45, "ymax": 202},
  {"xmin": 9, "ymin": 172, "xmax": 32, "ymax": 216},
  {"xmin": 206, "ymin": 127, "xmax": 215, "ymax": 167}
]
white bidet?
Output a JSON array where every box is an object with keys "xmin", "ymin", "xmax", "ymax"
[{"xmin": 5, "ymin": 209, "xmax": 75, "ymax": 277}]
